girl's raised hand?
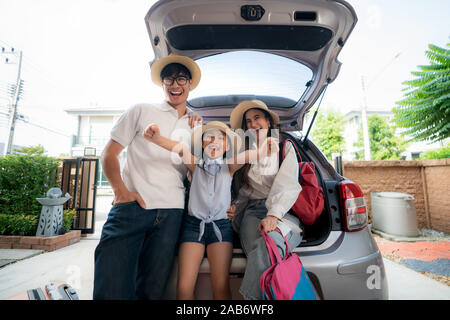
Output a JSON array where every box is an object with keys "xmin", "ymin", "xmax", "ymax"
[
  {"xmin": 188, "ymin": 113, "xmax": 203, "ymax": 128},
  {"xmin": 143, "ymin": 123, "xmax": 161, "ymax": 142}
]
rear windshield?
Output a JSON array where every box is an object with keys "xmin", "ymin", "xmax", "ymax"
[{"xmin": 188, "ymin": 51, "xmax": 313, "ymax": 108}]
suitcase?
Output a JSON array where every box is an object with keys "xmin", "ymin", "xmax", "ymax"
[{"xmin": 7, "ymin": 282, "xmax": 79, "ymax": 300}]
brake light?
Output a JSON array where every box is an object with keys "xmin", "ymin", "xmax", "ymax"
[{"xmin": 338, "ymin": 180, "xmax": 367, "ymax": 232}]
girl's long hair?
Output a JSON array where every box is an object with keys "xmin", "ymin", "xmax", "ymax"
[{"xmin": 231, "ymin": 108, "xmax": 275, "ymax": 200}]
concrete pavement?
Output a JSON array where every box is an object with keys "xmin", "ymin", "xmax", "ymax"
[
  {"xmin": 1, "ymin": 236, "xmax": 449, "ymax": 300},
  {"xmin": 384, "ymin": 258, "xmax": 450, "ymax": 299},
  {"xmin": 0, "ymin": 238, "xmax": 97, "ymax": 300}
]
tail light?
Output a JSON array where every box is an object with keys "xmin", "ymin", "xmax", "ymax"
[{"xmin": 338, "ymin": 180, "xmax": 367, "ymax": 232}]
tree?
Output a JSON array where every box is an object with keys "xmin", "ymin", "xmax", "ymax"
[
  {"xmin": 310, "ymin": 109, "xmax": 346, "ymax": 160},
  {"xmin": 393, "ymin": 42, "xmax": 450, "ymax": 143},
  {"xmin": 354, "ymin": 115, "xmax": 408, "ymax": 160},
  {"xmin": 12, "ymin": 144, "xmax": 45, "ymax": 156}
]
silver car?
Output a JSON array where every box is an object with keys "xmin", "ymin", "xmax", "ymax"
[{"xmin": 145, "ymin": 0, "xmax": 388, "ymax": 300}]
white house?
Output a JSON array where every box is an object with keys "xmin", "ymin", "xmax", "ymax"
[{"xmin": 65, "ymin": 107, "xmax": 125, "ymax": 190}]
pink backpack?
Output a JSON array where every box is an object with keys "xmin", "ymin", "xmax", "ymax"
[{"xmin": 260, "ymin": 230, "xmax": 317, "ymax": 300}]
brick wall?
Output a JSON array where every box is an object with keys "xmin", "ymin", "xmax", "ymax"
[
  {"xmin": 342, "ymin": 159, "xmax": 450, "ymax": 234},
  {"xmin": 423, "ymin": 160, "xmax": 450, "ymax": 233}
]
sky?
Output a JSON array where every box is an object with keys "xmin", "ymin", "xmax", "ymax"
[{"xmin": 0, "ymin": 0, "xmax": 449, "ymax": 156}]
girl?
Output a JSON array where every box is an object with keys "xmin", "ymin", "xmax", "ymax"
[
  {"xmin": 143, "ymin": 121, "xmax": 277, "ymax": 300},
  {"xmin": 230, "ymin": 99, "xmax": 303, "ymax": 300}
]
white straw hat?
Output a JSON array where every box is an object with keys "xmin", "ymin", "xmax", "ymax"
[
  {"xmin": 230, "ymin": 100, "xmax": 279, "ymax": 130},
  {"xmin": 191, "ymin": 121, "xmax": 242, "ymax": 158},
  {"xmin": 151, "ymin": 53, "xmax": 201, "ymax": 90}
]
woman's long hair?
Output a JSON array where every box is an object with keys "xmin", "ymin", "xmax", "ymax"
[{"xmin": 231, "ymin": 108, "xmax": 275, "ymax": 200}]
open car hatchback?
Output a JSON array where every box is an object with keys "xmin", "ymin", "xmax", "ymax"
[{"xmin": 145, "ymin": 0, "xmax": 388, "ymax": 300}]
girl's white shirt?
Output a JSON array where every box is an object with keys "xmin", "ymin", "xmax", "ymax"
[{"xmin": 236, "ymin": 141, "xmax": 303, "ymax": 236}]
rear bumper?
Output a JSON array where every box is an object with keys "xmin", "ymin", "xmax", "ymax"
[{"xmin": 293, "ymin": 227, "xmax": 389, "ymax": 300}]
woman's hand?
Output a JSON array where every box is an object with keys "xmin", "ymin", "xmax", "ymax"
[
  {"xmin": 227, "ymin": 204, "xmax": 236, "ymax": 221},
  {"xmin": 143, "ymin": 123, "xmax": 161, "ymax": 143},
  {"xmin": 258, "ymin": 216, "xmax": 279, "ymax": 233},
  {"xmin": 258, "ymin": 137, "xmax": 279, "ymax": 159}
]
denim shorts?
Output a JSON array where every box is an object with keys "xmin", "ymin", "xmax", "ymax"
[{"xmin": 180, "ymin": 215, "xmax": 233, "ymax": 246}]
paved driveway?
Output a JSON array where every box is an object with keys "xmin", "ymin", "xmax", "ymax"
[
  {"xmin": 1, "ymin": 237, "xmax": 449, "ymax": 300},
  {"xmin": 384, "ymin": 258, "xmax": 450, "ymax": 300}
]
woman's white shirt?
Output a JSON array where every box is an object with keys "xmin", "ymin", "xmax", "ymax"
[{"xmin": 239, "ymin": 141, "xmax": 303, "ymax": 235}]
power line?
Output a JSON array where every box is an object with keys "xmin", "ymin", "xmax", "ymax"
[
  {"xmin": 1, "ymin": 39, "xmax": 67, "ymax": 94},
  {"xmin": 12, "ymin": 111, "xmax": 73, "ymax": 137},
  {"xmin": 19, "ymin": 119, "xmax": 72, "ymax": 137}
]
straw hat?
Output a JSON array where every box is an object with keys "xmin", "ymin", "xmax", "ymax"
[
  {"xmin": 151, "ymin": 53, "xmax": 201, "ymax": 90},
  {"xmin": 229, "ymin": 100, "xmax": 280, "ymax": 130},
  {"xmin": 191, "ymin": 121, "xmax": 242, "ymax": 158}
]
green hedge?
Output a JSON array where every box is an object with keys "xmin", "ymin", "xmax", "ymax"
[
  {"xmin": 0, "ymin": 214, "xmax": 38, "ymax": 236},
  {"xmin": 0, "ymin": 209, "xmax": 75, "ymax": 236},
  {"xmin": 0, "ymin": 146, "xmax": 60, "ymax": 216}
]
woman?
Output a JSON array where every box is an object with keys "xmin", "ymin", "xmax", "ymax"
[{"xmin": 230, "ymin": 99, "xmax": 304, "ymax": 300}]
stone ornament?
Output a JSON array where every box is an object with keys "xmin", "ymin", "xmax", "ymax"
[{"xmin": 36, "ymin": 188, "xmax": 72, "ymax": 237}]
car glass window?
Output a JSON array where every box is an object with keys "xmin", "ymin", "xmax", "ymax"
[{"xmin": 188, "ymin": 51, "xmax": 312, "ymax": 108}]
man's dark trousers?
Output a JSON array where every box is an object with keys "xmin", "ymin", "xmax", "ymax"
[{"xmin": 93, "ymin": 201, "xmax": 183, "ymax": 299}]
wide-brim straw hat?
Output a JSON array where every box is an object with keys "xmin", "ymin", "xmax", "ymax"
[
  {"xmin": 151, "ymin": 53, "xmax": 201, "ymax": 90},
  {"xmin": 230, "ymin": 100, "xmax": 280, "ymax": 130},
  {"xmin": 191, "ymin": 121, "xmax": 242, "ymax": 158}
]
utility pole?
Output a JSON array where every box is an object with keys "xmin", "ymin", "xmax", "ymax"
[
  {"xmin": 1, "ymin": 47, "xmax": 23, "ymax": 155},
  {"xmin": 359, "ymin": 52, "xmax": 402, "ymax": 161}
]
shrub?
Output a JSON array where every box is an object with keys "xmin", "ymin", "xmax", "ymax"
[
  {"xmin": 62, "ymin": 209, "xmax": 76, "ymax": 234},
  {"xmin": 419, "ymin": 142, "xmax": 450, "ymax": 160},
  {"xmin": 0, "ymin": 145, "xmax": 60, "ymax": 216},
  {"xmin": 0, "ymin": 209, "xmax": 75, "ymax": 236},
  {"xmin": 0, "ymin": 214, "xmax": 38, "ymax": 236}
]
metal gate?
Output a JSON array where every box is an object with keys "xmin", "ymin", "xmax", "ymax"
[{"xmin": 60, "ymin": 157, "xmax": 99, "ymax": 234}]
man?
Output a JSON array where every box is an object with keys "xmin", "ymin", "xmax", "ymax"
[{"xmin": 93, "ymin": 53, "xmax": 202, "ymax": 300}]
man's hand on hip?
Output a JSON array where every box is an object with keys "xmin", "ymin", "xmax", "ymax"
[{"xmin": 113, "ymin": 189, "xmax": 146, "ymax": 209}]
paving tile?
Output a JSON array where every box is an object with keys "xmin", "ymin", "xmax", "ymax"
[
  {"xmin": 0, "ymin": 259, "xmax": 15, "ymax": 268},
  {"xmin": 401, "ymin": 258, "xmax": 450, "ymax": 276},
  {"xmin": 0, "ymin": 249, "xmax": 44, "ymax": 260}
]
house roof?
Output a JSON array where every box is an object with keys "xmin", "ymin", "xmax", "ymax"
[
  {"xmin": 344, "ymin": 109, "xmax": 393, "ymax": 119},
  {"xmin": 64, "ymin": 107, "xmax": 125, "ymax": 116}
]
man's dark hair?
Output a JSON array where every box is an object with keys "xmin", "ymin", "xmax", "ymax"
[{"xmin": 160, "ymin": 63, "xmax": 191, "ymax": 79}]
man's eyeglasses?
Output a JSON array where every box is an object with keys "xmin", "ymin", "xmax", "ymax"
[{"xmin": 162, "ymin": 76, "xmax": 189, "ymax": 86}]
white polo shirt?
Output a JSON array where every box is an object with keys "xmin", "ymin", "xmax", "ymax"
[{"xmin": 110, "ymin": 102, "xmax": 193, "ymax": 210}]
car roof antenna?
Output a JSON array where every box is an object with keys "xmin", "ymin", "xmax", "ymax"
[{"xmin": 302, "ymin": 82, "xmax": 329, "ymax": 147}]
